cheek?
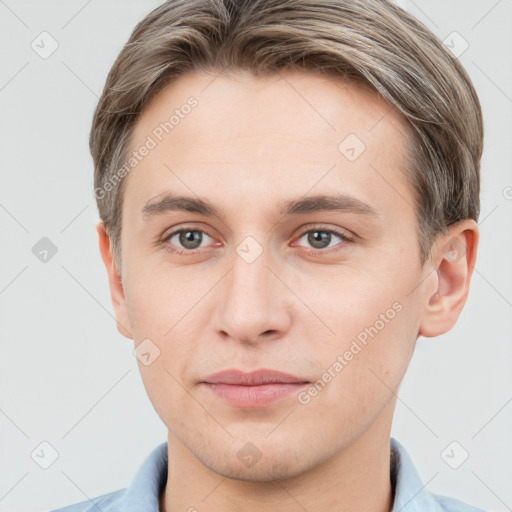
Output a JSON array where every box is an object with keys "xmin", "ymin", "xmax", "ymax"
[
  {"xmin": 297, "ymin": 308, "xmax": 415, "ymax": 432},
  {"xmin": 299, "ymin": 267, "xmax": 419, "ymax": 397},
  {"xmin": 135, "ymin": 359, "xmax": 188, "ymax": 435},
  {"xmin": 122, "ymin": 261, "xmax": 188, "ymax": 337},
  {"xmin": 298, "ymin": 267, "xmax": 404, "ymax": 340}
]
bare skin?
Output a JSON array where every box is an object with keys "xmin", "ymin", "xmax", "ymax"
[{"xmin": 97, "ymin": 69, "xmax": 478, "ymax": 512}]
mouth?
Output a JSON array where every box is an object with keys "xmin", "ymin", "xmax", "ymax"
[{"xmin": 201, "ymin": 368, "xmax": 310, "ymax": 408}]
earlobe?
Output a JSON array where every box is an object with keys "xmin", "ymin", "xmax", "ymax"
[
  {"xmin": 419, "ymin": 220, "xmax": 479, "ymax": 338},
  {"xmin": 96, "ymin": 221, "xmax": 133, "ymax": 339}
]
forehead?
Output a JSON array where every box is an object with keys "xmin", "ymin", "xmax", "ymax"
[{"xmin": 125, "ymin": 69, "xmax": 414, "ymax": 224}]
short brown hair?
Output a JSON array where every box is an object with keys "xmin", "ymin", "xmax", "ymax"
[{"xmin": 90, "ymin": 0, "xmax": 483, "ymax": 271}]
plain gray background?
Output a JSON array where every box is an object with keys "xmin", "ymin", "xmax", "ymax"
[{"xmin": 0, "ymin": 1, "xmax": 511, "ymax": 511}]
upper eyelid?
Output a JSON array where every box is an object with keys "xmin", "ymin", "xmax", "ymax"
[
  {"xmin": 164, "ymin": 226, "xmax": 214, "ymax": 241},
  {"xmin": 164, "ymin": 223, "xmax": 351, "ymax": 237},
  {"xmin": 296, "ymin": 224, "xmax": 353, "ymax": 239}
]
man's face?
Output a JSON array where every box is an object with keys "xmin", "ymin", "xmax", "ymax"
[{"xmin": 111, "ymin": 70, "xmax": 434, "ymax": 479}]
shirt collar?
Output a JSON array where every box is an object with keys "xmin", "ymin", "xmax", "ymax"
[
  {"xmin": 118, "ymin": 441, "xmax": 168, "ymax": 512},
  {"xmin": 117, "ymin": 437, "xmax": 443, "ymax": 512},
  {"xmin": 390, "ymin": 437, "xmax": 443, "ymax": 512}
]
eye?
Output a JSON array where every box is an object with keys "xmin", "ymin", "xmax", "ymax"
[
  {"xmin": 294, "ymin": 226, "xmax": 354, "ymax": 253},
  {"xmin": 160, "ymin": 224, "xmax": 354, "ymax": 256},
  {"xmin": 162, "ymin": 227, "xmax": 216, "ymax": 254}
]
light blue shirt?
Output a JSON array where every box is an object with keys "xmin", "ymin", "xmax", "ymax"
[{"xmin": 50, "ymin": 438, "xmax": 486, "ymax": 512}]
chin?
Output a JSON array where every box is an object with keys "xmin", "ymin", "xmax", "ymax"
[
  {"xmin": 211, "ymin": 453, "xmax": 313, "ymax": 482},
  {"xmin": 189, "ymin": 432, "xmax": 321, "ymax": 482}
]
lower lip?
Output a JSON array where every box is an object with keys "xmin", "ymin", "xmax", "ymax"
[{"xmin": 203, "ymin": 382, "xmax": 309, "ymax": 408}]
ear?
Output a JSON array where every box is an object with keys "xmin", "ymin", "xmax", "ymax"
[
  {"xmin": 418, "ymin": 219, "xmax": 479, "ymax": 338},
  {"xmin": 96, "ymin": 220, "xmax": 133, "ymax": 339}
]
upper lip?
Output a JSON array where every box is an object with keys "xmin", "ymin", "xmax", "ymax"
[{"xmin": 202, "ymin": 369, "xmax": 310, "ymax": 385}]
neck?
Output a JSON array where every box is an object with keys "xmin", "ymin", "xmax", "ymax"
[{"xmin": 160, "ymin": 405, "xmax": 395, "ymax": 512}]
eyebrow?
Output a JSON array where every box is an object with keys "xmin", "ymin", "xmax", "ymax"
[{"xmin": 141, "ymin": 193, "xmax": 381, "ymax": 221}]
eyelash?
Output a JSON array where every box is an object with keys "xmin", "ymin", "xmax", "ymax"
[{"xmin": 161, "ymin": 224, "xmax": 355, "ymax": 256}]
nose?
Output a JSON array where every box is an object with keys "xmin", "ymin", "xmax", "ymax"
[{"xmin": 211, "ymin": 245, "xmax": 292, "ymax": 346}]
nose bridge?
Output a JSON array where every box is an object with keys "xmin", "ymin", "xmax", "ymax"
[{"xmin": 212, "ymin": 237, "xmax": 290, "ymax": 343}]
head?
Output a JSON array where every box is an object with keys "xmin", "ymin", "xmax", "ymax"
[{"xmin": 94, "ymin": 0, "xmax": 482, "ymax": 480}]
